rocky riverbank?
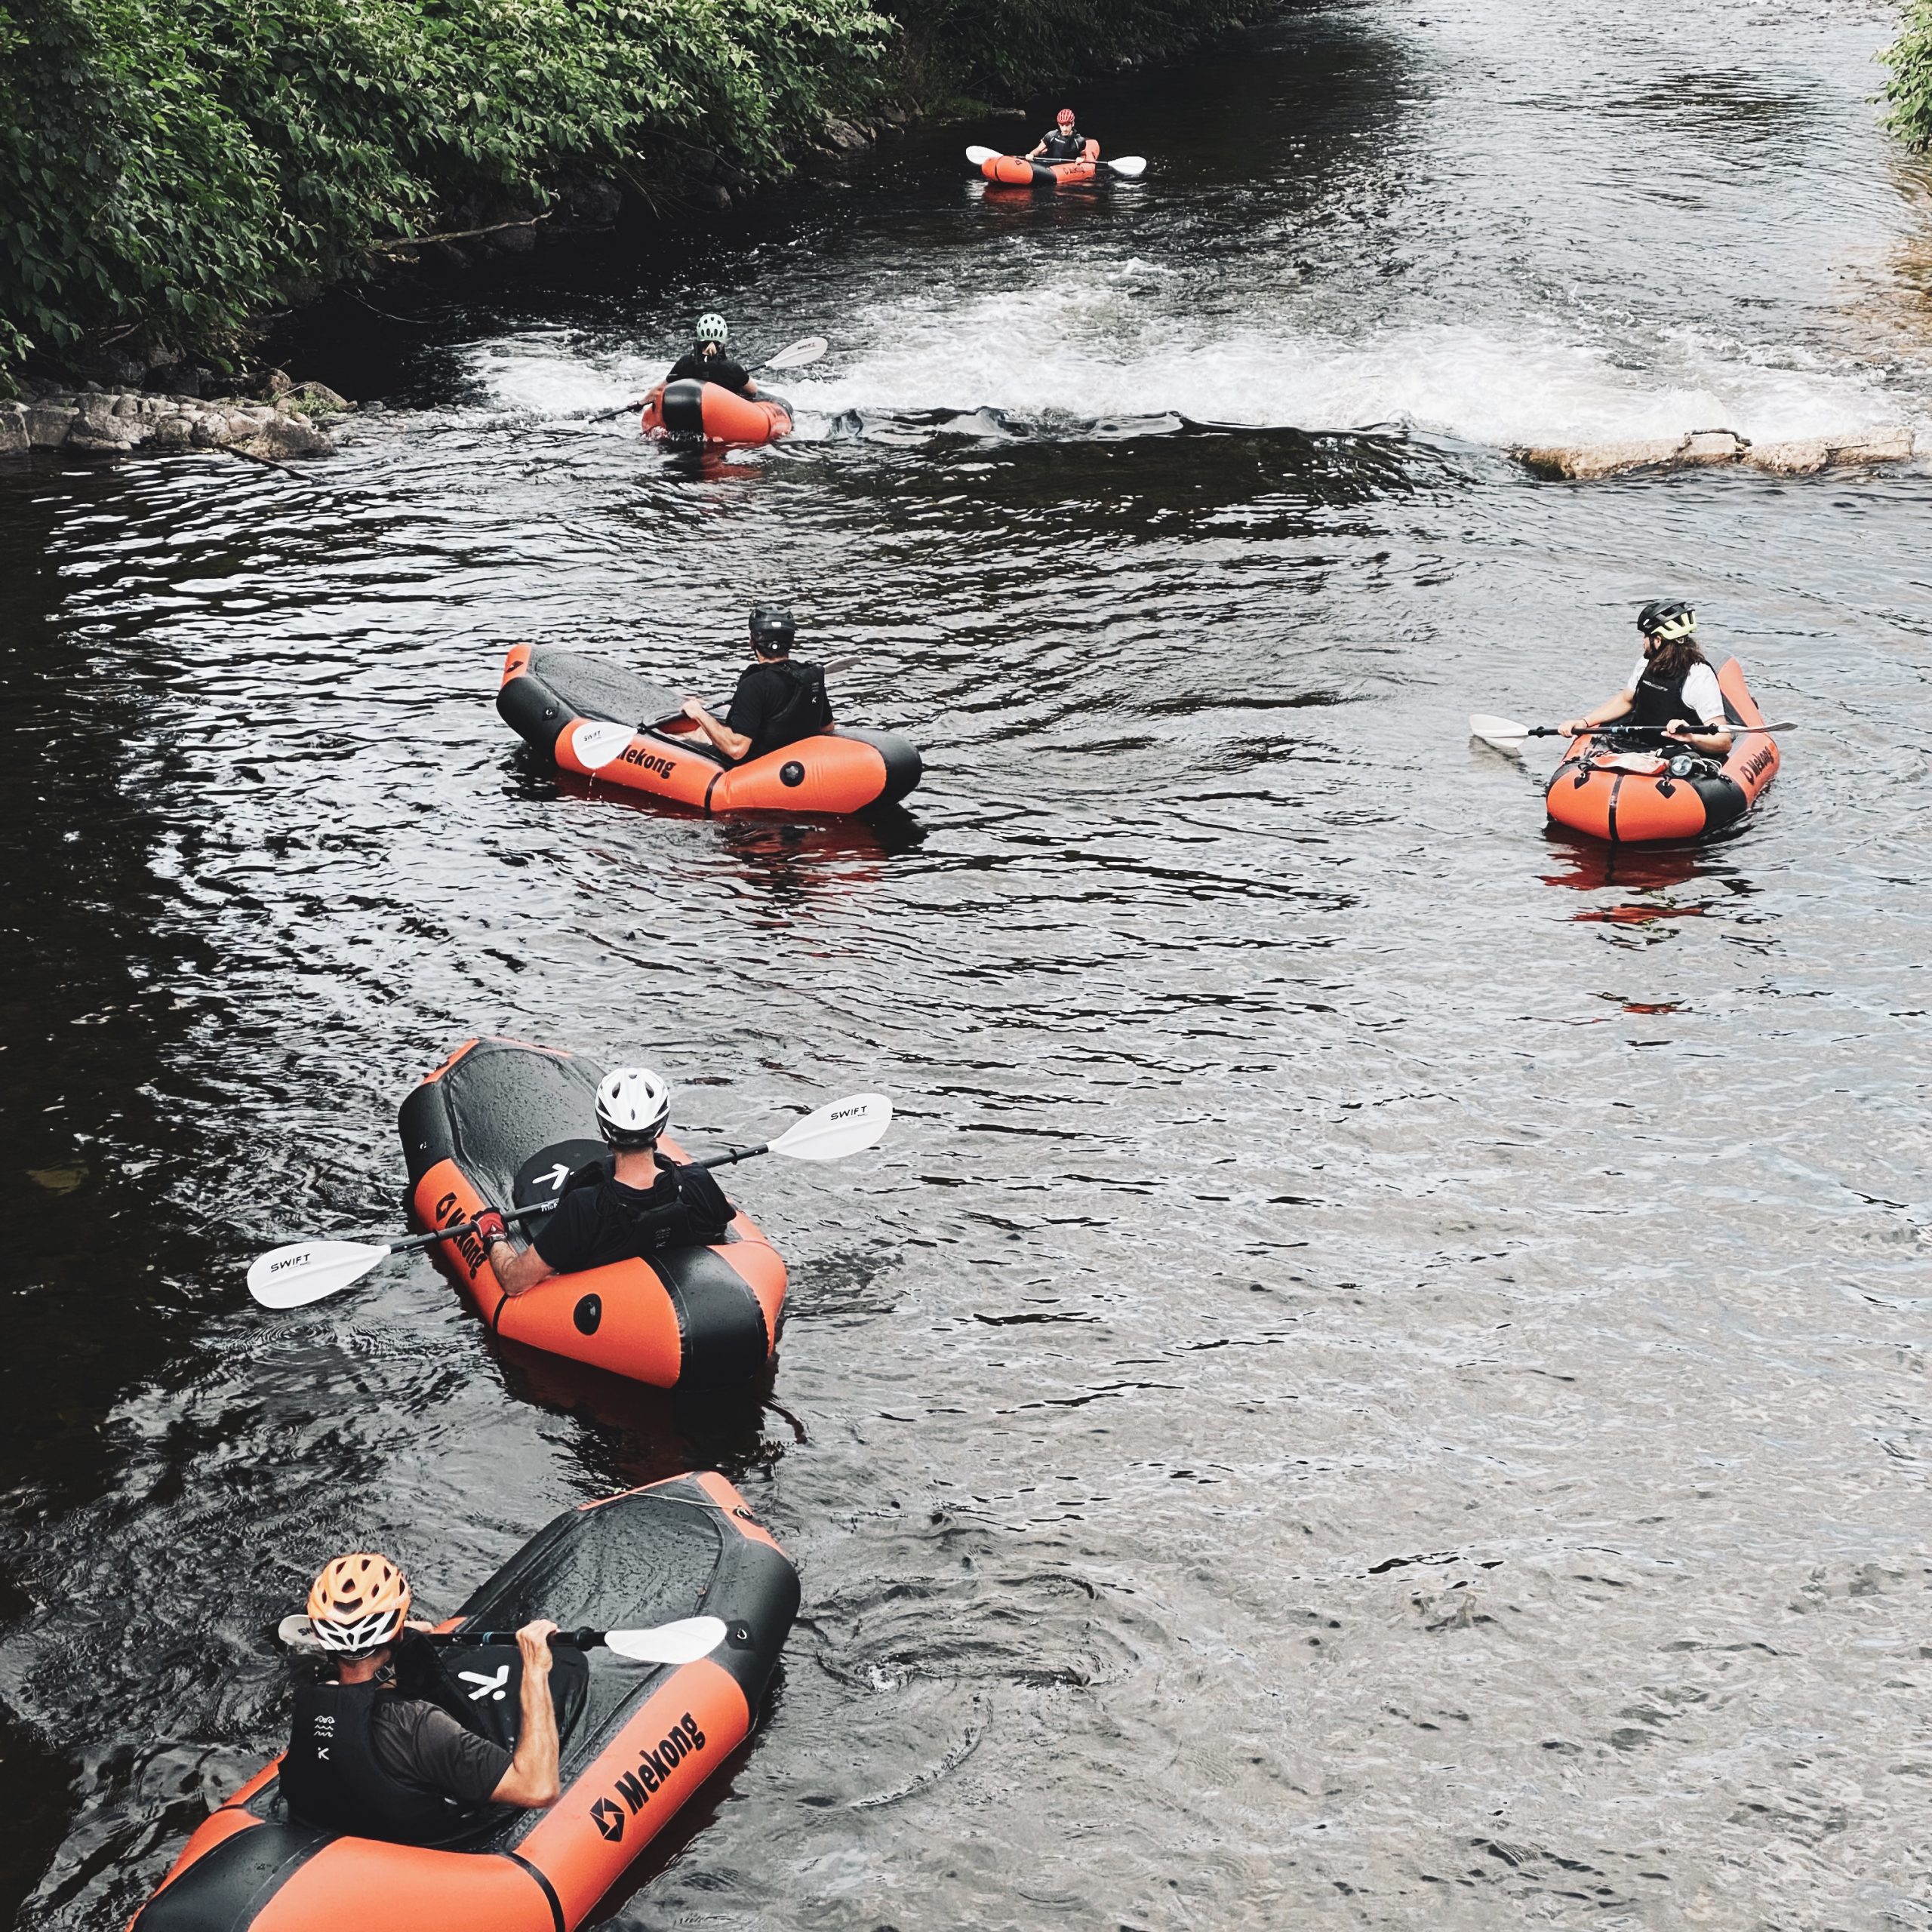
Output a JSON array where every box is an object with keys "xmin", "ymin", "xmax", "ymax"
[
  {"xmin": 1517, "ymin": 424, "xmax": 1920, "ymax": 481},
  {"xmin": 0, "ymin": 379, "xmax": 350, "ymax": 464}
]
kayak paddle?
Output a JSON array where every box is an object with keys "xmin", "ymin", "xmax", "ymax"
[
  {"xmin": 964, "ymin": 145, "xmax": 1146, "ymax": 179},
  {"xmin": 245, "ymin": 1091, "xmax": 894, "ymax": 1309},
  {"xmin": 277, "ymin": 1612, "xmax": 728, "ymax": 1665},
  {"xmin": 591, "ymin": 336, "xmax": 828, "ymax": 421},
  {"xmin": 1470, "ymin": 712, "xmax": 1788, "ymax": 751}
]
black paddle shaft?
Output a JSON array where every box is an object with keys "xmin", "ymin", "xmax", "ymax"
[
  {"xmin": 392, "ymin": 1197, "xmax": 558, "ymax": 1257},
  {"xmin": 445, "ymin": 1625, "xmax": 603, "ymax": 1651}
]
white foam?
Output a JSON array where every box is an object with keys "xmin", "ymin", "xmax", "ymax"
[
  {"xmin": 783, "ymin": 280, "xmax": 1921, "ymax": 446},
  {"xmin": 454, "ymin": 275, "xmax": 1924, "ymax": 451}
]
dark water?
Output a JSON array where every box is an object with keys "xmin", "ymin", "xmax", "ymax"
[{"xmin": 5, "ymin": 1, "xmax": 1932, "ymax": 1925}]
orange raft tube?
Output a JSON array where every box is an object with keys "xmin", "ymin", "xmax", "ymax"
[
  {"xmin": 982, "ymin": 140, "xmax": 1101, "ymax": 188},
  {"xmin": 639, "ymin": 379, "xmax": 792, "ymax": 446},
  {"xmin": 1546, "ymin": 657, "xmax": 1780, "ymax": 843},
  {"xmin": 128, "ymin": 1474, "xmax": 799, "ymax": 1932},
  {"xmin": 497, "ymin": 644, "xmax": 923, "ymax": 816},
  {"xmin": 400, "ymin": 1038, "xmax": 787, "ymax": 1388}
]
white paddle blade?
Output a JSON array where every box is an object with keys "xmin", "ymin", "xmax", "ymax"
[
  {"xmin": 768, "ymin": 1092, "xmax": 894, "ymax": 1162},
  {"xmin": 604, "ymin": 1614, "xmax": 728, "ymax": 1665},
  {"xmin": 764, "ymin": 335, "xmax": 829, "ymax": 371},
  {"xmin": 965, "ymin": 145, "xmax": 999, "ymax": 166},
  {"xmin": 1106, "ymin": 155, "xmax": 1147, "ymax": 179},
  {"xmin": 248, "ymin": 1239, "xmax": 393, "ymax": 1309},
  {"xmin": 571, "ymin": 718, "xmax": 635, "ymax": 771},
  {"xmin": 278, "ymin": 1614, "xmax": 326, "ymax": 1651},
  {"xmin": 1469, "ymin": 712, "xmax": 1531, "ymax": 747}
]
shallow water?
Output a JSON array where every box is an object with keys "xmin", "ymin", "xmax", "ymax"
[{"xmin": 5, "ymin": 0, "xmax": 1932, "ymax": 1926}]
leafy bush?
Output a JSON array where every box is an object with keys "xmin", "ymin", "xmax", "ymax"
[
  {"xmin": 0, "ymin": 0, "xmax": 1246, "ymax": 385},
  {"xmin": 885, "ymin": 0, "xmax": 1253, "ymax": 106},
  {"xmin": 1884, "ymin": 0, "xmax": 1932, "ymax": 150},
  {"xmin": 0, "ymin": 0, "xmax": 888, "ymax": 381}
]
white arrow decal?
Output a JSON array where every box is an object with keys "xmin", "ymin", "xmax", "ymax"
[
  {"xmin": 533, "ymin": 1162, "xmax": 569, "ymax": 1194},
  {"xmin": 459, "ymin": 1666, "xmax": 511, "ymax": 1702}
]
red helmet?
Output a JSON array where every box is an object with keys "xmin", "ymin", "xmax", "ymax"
[{"xmin": 1056, "ymin": 109, "xmax": 1075, "ymax": 127}]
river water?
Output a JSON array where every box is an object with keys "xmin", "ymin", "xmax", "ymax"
[{"xmin": 5, "ymin": 0, "xmax": 1932, "ymax": 1925}]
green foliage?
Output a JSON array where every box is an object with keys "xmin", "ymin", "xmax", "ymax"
[
  {"xmin": 883, "ymin": 0, "xmax": 1254, "ymax": 106},
  {"xmin": 0, "ymin": 0, "xmax": 888, "ymax": 378},
  {"xmin": 1883, "ymin": 0, "xmax": 1932, "ymax": 151},
  {"xmin": 0, "ymin": 0, "xmax": 1246, "ymax": 382}
]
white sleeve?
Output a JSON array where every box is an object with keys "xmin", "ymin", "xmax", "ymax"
[
  {"xmin": 1681, "ymin": 663, "xmax": 1726, "ymax": 725},
  {"xmin": 1628, "ymin": 657, "xmax": 1648, "ymax": 695}
]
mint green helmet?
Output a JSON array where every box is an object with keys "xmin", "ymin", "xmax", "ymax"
[{"xmin": 696, "ymin": 312, "xmax": 729, "ymax": 346}]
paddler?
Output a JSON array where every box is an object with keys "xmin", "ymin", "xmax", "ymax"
[
  {"xmin": 478, "ymin": 1066, "xmax": 734, "ymax": 1289},
  {"xmin": 679, "ymin": 604, "xmax": 835, "ymax": 764},
  {"xmin": 663, "ymin": 312, "xmax": 758, "ymax": 398},
  {"xmin": 1028, "ymin": 108, "xmax": 1091, "ymax": 162},
  {"xmin": 279, "ymin": 1553, "xmax": 561, "ymax": 1839},
  {"xmin": 1559, "ymin": 601, "xmax": 1735, "ymax": 755}
]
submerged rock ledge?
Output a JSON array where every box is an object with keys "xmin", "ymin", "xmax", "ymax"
[
  {"xmin": 1517, "ymin": 424, "xmax": 1918, "ymax": 481},
  {"xmin": 0, "ymin": 380, "xmax": 350, "ymax": 463}
]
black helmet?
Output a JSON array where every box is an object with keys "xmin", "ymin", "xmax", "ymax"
[
  {"xmin": 749, "ymin": 605, "xmax": 795, "ymax": 655},
  {"xmin": 1636, "ymin": 599, "xmax": 1696, "ymax": 642}
]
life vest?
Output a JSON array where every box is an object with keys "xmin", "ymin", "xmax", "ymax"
[
  {"xmin": 1041, "ymin": 130, "xmax": 1085, "ymax": 158},
  {"xmin": 1630, "ymin": 660, "xmax": 1710, "ymax": 729},
  {"xmin": 742, "ymin": 660, "xmax": 831, "ymax": 761},
  {"xmin": 563, "ymin": 1156, "xmax": 734, "ymax": 1257},
  {"xmin": 280, "ymin": 1679, "xmax": 485, "ymax": 1844}
]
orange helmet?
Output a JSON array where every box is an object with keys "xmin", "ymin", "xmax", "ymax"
[{"xmin": 306, "ymin": 1553, "xmax": 411, "ymax": 1654}]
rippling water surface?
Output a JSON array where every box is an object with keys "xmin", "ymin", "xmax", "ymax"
[{"xmin": 5, "ymin": 0, "xmax": 1932, "ymax": 1925}]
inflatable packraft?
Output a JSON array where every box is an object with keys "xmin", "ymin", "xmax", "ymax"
[
  {"xmin": 640, "ymin": 380, "xmax": 792, "ymax": 446},
  {"xmin": 1546, "ymin": 657, "xmax": 1780, "ymax": 843},
  {"xmin": 399, "ymin": 1038, "xmax": 787, "ymax": 1388},
  {"xmin": 128, "ymin": 1473, "xmax": 799, "ymax": 1932},
  {"xmin": 982, "ymin": 142, "xmax": 1100, "ymax": 189},
  {"xmin": 497, "ymin": 645, "xmax": 922, "ymax": 817}
]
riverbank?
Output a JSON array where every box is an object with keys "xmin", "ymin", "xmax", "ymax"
[
  {"xmin": 0, "ymin": 378, "xmax": 349, "ymax": 463},
  {"xmin": 0, "ymin": 0, "xmax": 1257, "ymax": 396}
]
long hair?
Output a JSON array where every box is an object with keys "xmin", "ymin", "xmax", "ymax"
[{"xmin": 1644, "ymin": 632, "xmax": 1709, "ymax": 682}]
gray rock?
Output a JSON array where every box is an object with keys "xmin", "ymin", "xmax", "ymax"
[
  {"xmin": 1521, "ymin": 424, "xmax": 1915, "ymax": 481},
  {"xmin": 290, "ymin": 380, "xmax": 350, "ymax": 413},
  {"xmin": 190, "ymin": 412, "xmax": 232, "ymax": 447},
  {"xmin": 823, "ymin": 118, "xmax": 871, "ymax": 152},
  {"xmin": 23, "ymin": 401, "xmax": 75, "ymax": 448},
  {"xmin": 150, "ymin": 414, "xmax": 196, "ymax": 451},
  {"xmin": 0, "ymin": 402, "xmax": 26, "ymax": 457},
  {"xmin": 235, "ymin": 411, "xmax": 332, "ymax": 460}
]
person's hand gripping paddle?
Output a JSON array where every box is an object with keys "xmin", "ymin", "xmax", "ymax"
[{"xmin": 245, "ymin": 1092, "xmax": 894, "ymax": 1309}]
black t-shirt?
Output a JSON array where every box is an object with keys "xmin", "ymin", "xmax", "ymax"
[
  {"xmin": 666, "ymin": 349, "xmax": 752, "ymax": 395},
  {"xmin": 531, "ymin": 1160, "xmax": 732, "ymax": 1275},
  {"xmin": 371, "ymin": 1700, "xmax": 512, "ymax": 1804},
  {"xmin": 724, "ymin": 659, "xmax": 833, "ymax": 763},
  {"xmin": 1039, "ymin": 129, "xmax": 1086, "ymax": 158}
]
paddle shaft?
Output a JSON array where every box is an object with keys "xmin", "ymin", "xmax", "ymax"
[
  {"xmin": 410, "ymin": 1139, "xmax": 774, "ymax": 1251},
  {"xmin": 596, "ymin": 340, "xmax": 822, "ymax": 420},
  {"xmin": 445, "ymin": 1625, "xmax": 604, "ymax": 1650},
  {"xmin": 1518, "ymin": 721, "xmax": 1784, "ymax": 740}
]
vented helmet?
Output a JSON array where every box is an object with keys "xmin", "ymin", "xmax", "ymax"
[
  {"xmin": 695, "ymin": 312, "xmax": 729, "ymax": 347},
  {"xmin": 1056, "ymin": 109, "xmax": 1075, "ymax": 128},
  {"xmin": 595, "ymin": 1066, "xmax": 671, "ymax": 1149},
  {"xmin": 1636, "ymin": 600, "xmax": 1696, "ymax": 642},
  {"xmin": 749, "ymin": 605, "xmax": 796, "ymax": 655},
  {"xmin": 307, "ymin": 1554, "xmax": 411, "ymax": 1655}
]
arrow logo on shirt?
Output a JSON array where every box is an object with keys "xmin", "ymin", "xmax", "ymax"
[
  {"xmin": 459, "ymin": 1666, "xmax": 511, "ymax": 1702},
  {"xmin": 533, "ymin": 1163, "xmax": 569, "ymax": 1193}
]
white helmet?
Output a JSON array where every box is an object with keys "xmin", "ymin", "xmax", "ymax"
[
  {"xmin": 695, "ymin": 312, "xmax": 729, "ymax": 347},
  {"xmin": 595, "ymin": 1066, "xmax": 671, "ymax": 1148}
]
